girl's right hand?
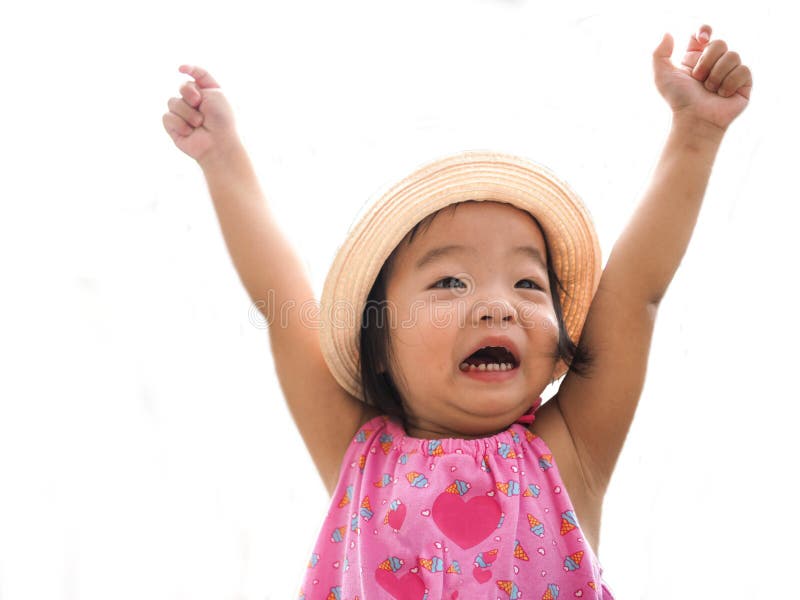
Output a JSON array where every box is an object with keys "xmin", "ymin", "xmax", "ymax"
[{"xmin": 162, "ymin": 65, "xmax": 240, "ymax": 167}]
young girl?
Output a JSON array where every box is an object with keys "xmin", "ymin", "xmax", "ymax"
[{"xmin": 163, "ymin": 24, "xmax": 751, "ymax": 599}]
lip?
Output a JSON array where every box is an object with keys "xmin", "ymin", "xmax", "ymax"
[
  {"xmin": 459, "ymin": 364, "xmax": 520, "ymax": 383},
  {"xmin": 460, "ymin": 334, "xmax": 521, "ymax": 367}
]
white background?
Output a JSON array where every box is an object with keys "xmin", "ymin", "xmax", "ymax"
[{"xmin": 1, "ymin": 0, "xmax": 797, "ymax": 598}]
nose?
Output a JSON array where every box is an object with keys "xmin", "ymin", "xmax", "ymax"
[{"xmin": 471, "ymin": 294, "xmax": 518, "ymax": 326}]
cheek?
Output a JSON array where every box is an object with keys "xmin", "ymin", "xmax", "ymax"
[
  {"xmin": 518, "ymin": 300, "xmax": 558, "ymax": 331},
  {"xmin": 542, "ymin": 312, "xmax": 560, "ymax": 340},
  {"xmin": 391, "ymin": 315, "xmax": 455, "ymax": 371}
]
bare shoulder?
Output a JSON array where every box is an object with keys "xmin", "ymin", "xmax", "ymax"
[{"xmin": 528, "ymin": 394, "xmax": 604, "ymax": 556}]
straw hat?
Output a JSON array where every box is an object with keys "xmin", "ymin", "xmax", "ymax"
[{"xmin": 319, "ymin": 150, "xmax": 602, "ymax": 402}]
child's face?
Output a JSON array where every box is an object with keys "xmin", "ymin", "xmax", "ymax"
[{"xmin": 383, "ymin": 201, "xmax": 560, "ymax": 439}]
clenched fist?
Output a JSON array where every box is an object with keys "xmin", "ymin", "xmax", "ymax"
[
  {"xmin": 653, "ymin": 24, "xmax": 753, "ymax": 133},
  {"xmin": 162, "ymin": 65, "xmax": 240, "ymax": 166}
]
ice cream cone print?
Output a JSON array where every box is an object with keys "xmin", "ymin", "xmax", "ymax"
[
  {"xmin": 514, "ymin": 540, "xmax": 529, "ymax": 561},
  {"xmin": 383, "ymin": 499, "xmax": 406, "ymax": 531},
  {"xmin": 350, "ymin": 513, "xmax": 360, "ymax": 534},
  {"xmin": 379, "ymin": 433, "xmax": 393, "ymax": 454},
  {"xmin": 378, "ymin": 556, "xmax": 404, "ymax": 572},
  {"xmin": 542, "ymin": 583, "xmax": 559, "ymax": 599},
  {"xmin": 523, "ymin": 483, "xmax": 541, "ymax": 498},
  {"xmin": 358, "ymin": 454, "xmax": 367, "ymax": 471},
  {"xmin": 374, "ymin": 473, "xmax": 393, "ymax": 487},
  {"xmin": 588, "ymin": 581, "xmax": 597, "ymax": 590},
  {"xmin": 405, "ymin": 471, "xmax": 429, "ymax": 488},
  {"xmin": 498, "ymin": 442, "xmax": 517, "ymax": 459},
  {"xmin": 524, "ymin": 429, "xmax": 537, "ymax": 442},
  {"xmin": 360, "ymin": 496, "xmax": 373, "ymax": 514},
  {"xmin": 538, "ymin": 454, "xmax": 553, "ymax": 471},
  {"xmin": 338, "ymin": 485, "xmax": 353, "ymax": 508},
  {"xmin": 417, "ymin": 556, "xmax": 443, "ymax": 572},
  {"xmin": 326, "ymin": 586, "xmax": 342, "ymax": 600},
  {"xmin": 355, "ymin": 428, "xmax": 372, "ymax": 443},
  {"xmin": 527, "ymin": 513, "xmax": 545, "ymax": 537},
  {"xmin": 308, "ymin": 552, "xmax": 319, "ymax": 568},
  {"xmin": 496, "ymin": 479, "xmax": 520, "ymax": 497},
  {"xmin": 330, "ymin": 526, "xmax": 346, "ymax": 543},
  {"xmin": 563, "ymin": 551, "xmax": 584, "ymax": 572},
  {"xmin": 559, "ymin": 510, "xmax": 577, "ymax": 536},
  {"xmin": 427, "ymin": 440, "xmax": 444, "ymax": 456},
  {"xmin": 446, "ymin": 560, "xmax": 462, "ymax": 574},
  {"xmin": 496, "ymin": 580, "xmax": 520, "ymax": 599},
  {"xmin": 481, "ymin": 454, "xmax": 491, "ymax": 472},
  {"xmin": 474, "ymin": 548, "xmax": 498, "ymax": 568},
  {"xmin": 445, "ymin": 479, "xmax": 470, "ymax": 495}
]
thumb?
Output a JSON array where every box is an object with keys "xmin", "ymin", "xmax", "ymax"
[
  {"xmin": 652, "ymin": 32, "xmax": 674, "ymax": 65},
  {"xmin": 653, "ymin": 33, "xmax": 675, "ymax": 82}
]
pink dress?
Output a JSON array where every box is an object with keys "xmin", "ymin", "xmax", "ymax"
[{"xmin": 297, "ymin": 397, "xmax": 615, "ymax": 599}]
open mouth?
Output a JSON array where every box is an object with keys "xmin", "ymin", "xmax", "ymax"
[{"xmin": 459, "ymin": 346, "xmax": 519, "ymax": 372}]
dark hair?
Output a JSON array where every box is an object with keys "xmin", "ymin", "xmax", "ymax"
[{"xmin": 358, "ymin": 201, "xmax": 594, "ymax": 421}]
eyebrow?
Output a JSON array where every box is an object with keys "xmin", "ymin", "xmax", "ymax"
[{"xmin": 414, "ymin": 244, "xmax": 547, "ymax": 270}]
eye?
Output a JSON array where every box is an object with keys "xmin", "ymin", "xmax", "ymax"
[
  {"xmin": 432, "ymin": 276, "xmax": 467, "ymax": 289},
  {"xmin": 517, "ymin": 279, "xmax": 543, "ymax": 290}
]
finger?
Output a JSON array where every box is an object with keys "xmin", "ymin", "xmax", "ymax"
[
  {"xmin": 680, "ymin": 25, "xmax": 713, "ymax": 71},
  {"xmin": 704, "ymin": 50, "xmax": 740, "ymax": 93},
  {"xmin": 166, "ymin": 96, "xmax": 204, "ymax": 128},
  {"xmin": 180, "ymin": 81, "xmax": 202, "ymax": 108},
  {"xmin": 717, "ymin": 64, "xmax": 753, "ymax": 99},
  {"xmin": 162, "ymin": 112, "xmax": 193, "ymax": 141},
  {"xmin": 178, "ymin": 64, "xmax": 221, "ymax": 89},
  {"xmin": 685, "ymin": 25, "xmax": 712, "ymax": 53},
  {"xmin": 691, "ymin": 39, "xmax": 728, "ymax": 82},
  {"xmin": 167, "ymin": 98, "xmax": 203, "ymax": 127}
]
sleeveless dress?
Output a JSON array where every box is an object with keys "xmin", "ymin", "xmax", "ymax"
[{"xmin": 297, "ymin": 397, "xmax": 615, "ymax": 599}]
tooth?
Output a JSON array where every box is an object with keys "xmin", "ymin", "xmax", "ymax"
[{"xmin": 458, "ymin": 362, "xmax": 521, "ymax": 372}]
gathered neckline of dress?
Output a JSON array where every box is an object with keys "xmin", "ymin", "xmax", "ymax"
[{"xmin": 376, "ymin": 396, "xmax": 544, "ymax": 458}]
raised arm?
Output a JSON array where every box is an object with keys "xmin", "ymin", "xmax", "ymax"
[
  {"xmin": 555, "ymin": 25, "xmax": 753, "ymax": 498},
  {"xmin": 603, "ymin": 25, "xmax": 752, "ymax": 306},
  {"xmin": 163, "ymin": 66, "xmax": 368, "ymax": 495}
]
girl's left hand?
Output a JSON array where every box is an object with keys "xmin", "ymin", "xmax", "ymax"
[{"xmin": 653, "ymin": 24, "xmax": 753, "ymax": 133}]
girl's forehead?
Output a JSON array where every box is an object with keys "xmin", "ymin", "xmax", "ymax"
[
  {"xmin": 387, "ymin": 201, "xmax": 548, "ymax": 273},
  {"xmin": 410, "ymin": 202, "xmax": 544, "ymax": 248}
]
